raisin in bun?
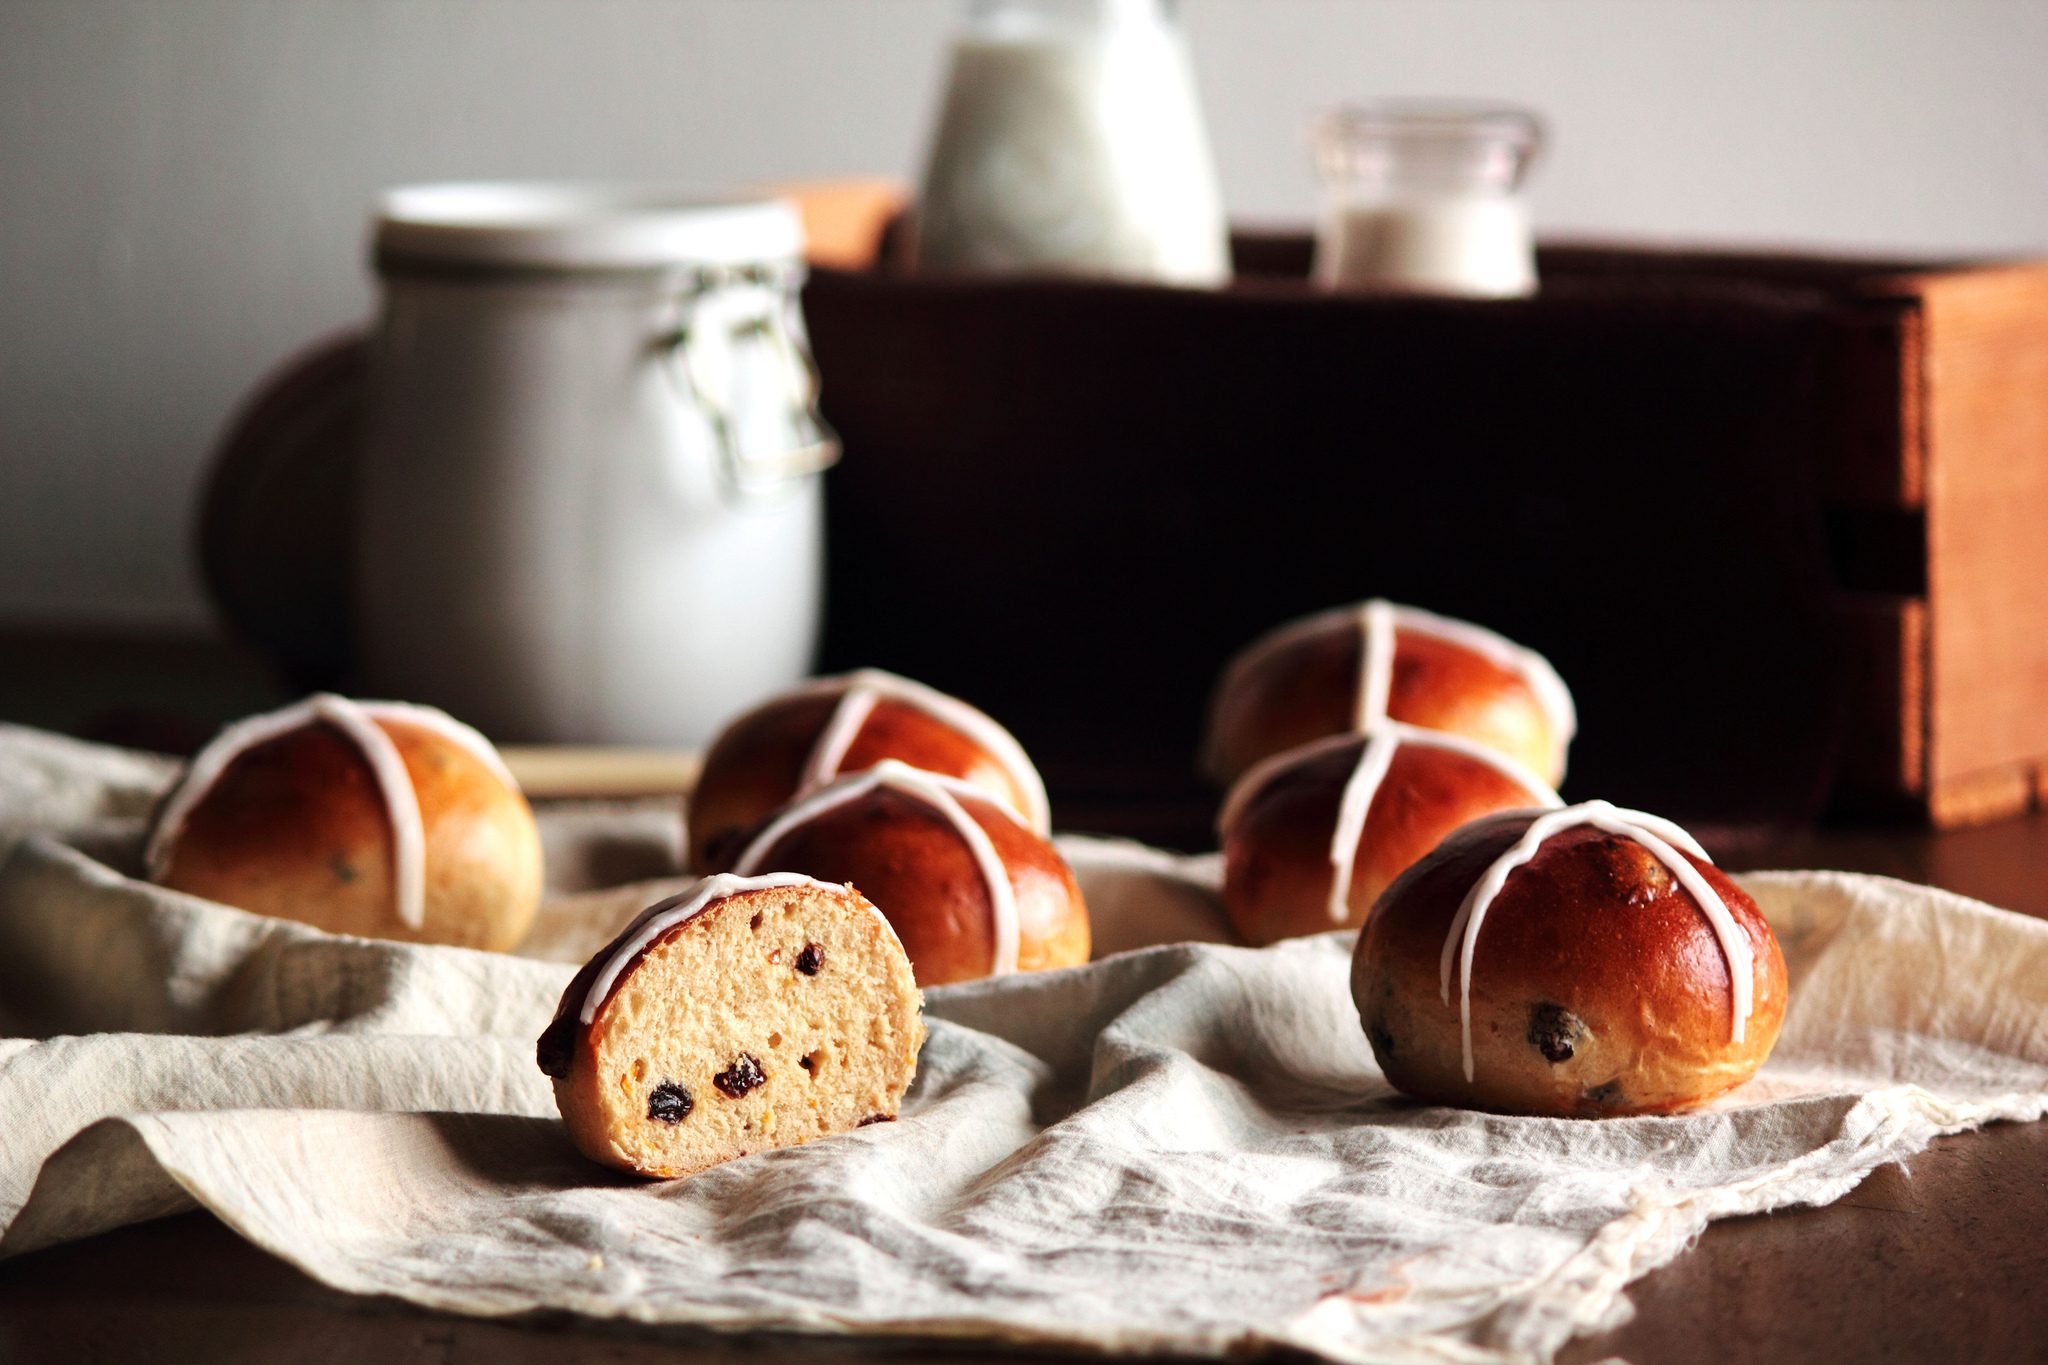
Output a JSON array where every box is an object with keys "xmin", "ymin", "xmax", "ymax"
[
  {"xmin": 538, "ymin": 874, "xmax": 923, "ymax": 1179},
  {"xmin": 1354, "ymin": 801, "xmax": 1788, "ymax": 1118},
  {"xmin": 689, "ymin": 669, "xmax": 1050, "ymax": 874},
  {"xmin": 146, "ymin": 695, "xmax": 542, "ymax": 950},
  {"xmin": 1220, "ymin": 721, "xmax": 1559, "ymax": 947},
  {"xmin": 731, "ymin": 760, "xmax": 1088, "ymax": 986},
  {"xmin": 1202, "ymin": 600, "xmax": 1576, "ymax": 790}
]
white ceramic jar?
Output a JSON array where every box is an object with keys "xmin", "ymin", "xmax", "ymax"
[{"xmin": 357, "ymin": 184, "xmax": 835, "ymax": 746}]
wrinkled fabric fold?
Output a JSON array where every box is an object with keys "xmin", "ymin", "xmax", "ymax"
[{"xmin": 4, "ymin": 729, "xmax": 2048, "ymax": 1363}]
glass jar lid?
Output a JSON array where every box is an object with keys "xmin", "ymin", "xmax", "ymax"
[{"xmin": 1314, "ymin": 103, "xmax": 1543, "ymax": 197}]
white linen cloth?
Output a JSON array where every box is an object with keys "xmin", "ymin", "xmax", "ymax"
[{"xmin": 4, "ymin": 724, "xmax": 2048, "ymax": 1364}]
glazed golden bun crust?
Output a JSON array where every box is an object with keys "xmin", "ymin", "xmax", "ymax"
[
  {"xmin": 690, "ymin": 693, "xmax": 1034, "ymax": 874},
  {"xmin": 1205, "ymin": 618, "xmax": 1564, "ymax": 788},
  {"xmin": 1222, "ymin": 735, "xmax": 1550, "ymax": 947},
  {"xmin": 156, "ymin": 718, "xmax": 543, "ymax": 950},
  {"xmin": 742, "ymin": 786, "xmax": 1088, "ymax": 986},
  {"xmin": 1353, "ymin": 812, "xmax": 1788, "ymax": 1117}
]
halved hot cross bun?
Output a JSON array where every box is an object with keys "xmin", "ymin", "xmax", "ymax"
[{"xmin": 538, "ymin": 874, "xmax": 924, "ymax": 1179}]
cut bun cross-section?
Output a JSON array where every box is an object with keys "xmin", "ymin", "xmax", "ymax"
[{"xmin": 539, "ymin": 873, "xmax": 924, "ymax": 1179}]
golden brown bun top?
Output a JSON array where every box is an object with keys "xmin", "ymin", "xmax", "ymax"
[
  {"xmin": 151, "ymin": 704, "xmax": 541, "ymax": 951},
  {"xmin": 164, "ymin": 719, "xmax": 394, "ymax": 875},
  {"xmin": 688, "ymin": 670, "xmax": 1045, "ymax": 874},
  {"xmin": 1203, "ymin": 602, "xmax": 1574, "ymax": 789},
  {"xmin": 689, "ymin": 692, "xmax": 834, "ymax": 873},
  {"xmin": 1358, "ymin": 807, "xmax": 1788, "ymax": 1115},
  {"xmin": 1371, "ymin": 810, "xmax": 1777, "ymax": 1002}
]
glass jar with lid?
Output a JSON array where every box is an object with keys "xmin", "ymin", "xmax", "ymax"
[{"xmin": 1313, "ymin": 102, "xmax": 1543, "ymax": 298}]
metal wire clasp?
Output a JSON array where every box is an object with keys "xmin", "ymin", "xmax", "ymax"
[{"xmin": 657, "ymin": 261, "xmax": 841, "ymax": 505}]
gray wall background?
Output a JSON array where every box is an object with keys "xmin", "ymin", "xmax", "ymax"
[{"xmin": 5, "ymin": 0, "xmax": 2045, "ymax": 631}]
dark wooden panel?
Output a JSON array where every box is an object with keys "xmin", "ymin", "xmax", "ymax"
[
  {"xmin": 804, "ymin": 267, "xmax": 1845, "ymax": 845},
  {"xmin": 1827, "ymin": 592, "xmax": 1926, "ymax": 815}
]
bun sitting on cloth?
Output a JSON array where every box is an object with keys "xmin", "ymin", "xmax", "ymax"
[
  {"xmin": 1353, "ymin": 802, "xmax": 1788, "ymax": 1117},
  {"xmin": 145, "ymin": 695, "xmax": 542, "ymax": 951}
]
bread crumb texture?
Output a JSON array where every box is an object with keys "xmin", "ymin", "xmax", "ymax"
[{"xmin": 556, "ymin": 883, "xmax": 923, "ymax": 1179}]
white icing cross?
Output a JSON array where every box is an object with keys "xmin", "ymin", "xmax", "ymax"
[
  {"xmin": 732, "ymin": 758, "xmax": 1023, "ymax": 975},
  {"xmin": 1354, "ymin": 598, "xmax": 1399, "ymax": 731},
  {"xmin": 1436, "ymin": 799, "xmax": 1756, "ymax": 1083},
  {"xmin": 145, "ymin": 695, "xmax": 518, "ymax": 932},
  {"xmin": 1354, "ymin": 601, "xmax": 1577, "ymax": 778},
  {"xmin": 1218, "ymin": 720, "xmax": 1563, "ymax": 926},
  {"xmin": 787, "ymin": 669, "xmax": 1050, "ymax": 834}
]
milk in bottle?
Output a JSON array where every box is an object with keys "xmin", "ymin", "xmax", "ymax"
[{"xmin": 917, "ymin": 0, "xmax": 1230, "ymax": 285}]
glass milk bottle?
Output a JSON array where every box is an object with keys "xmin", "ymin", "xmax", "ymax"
[
  {"xmin": 1313, "ymin": 104, "xmax": 1542, "ymax": 298},
  {"xmin": 916, "ymin": 0, "xmax": 1230, "ymax": 285}
]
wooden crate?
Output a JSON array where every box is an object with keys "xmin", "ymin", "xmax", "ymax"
[
  {"xmin": 1521, "ymin": 246, "xmax": 2048, "ymax": 828},
  {"xmin": 1816, "ymin": 262, "xmax": 2048, "ymax": 827},
  {"xmin": 802, "ymin": 236, "xmax": 2048, "ymax": 842},
  {"xmin": 1889, "ymin": 265, "xmax": 2048, "ymax": 826}
]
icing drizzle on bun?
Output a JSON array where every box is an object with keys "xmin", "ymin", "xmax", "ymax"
[
  {"xmin": 785, "ymin": 669, "xmax": 1050, "ymax": 833},
  {"xmin": 1210, "ymin": 599, "xmax": 1578, "ymax": 782},
  {"xmin": 1220, "ymin": 719, "xmax": 1563, "ymax": 925},
  {"xmin": 1436, "ymin": 800, "xmax": 1755, "ymax": 1082}
]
